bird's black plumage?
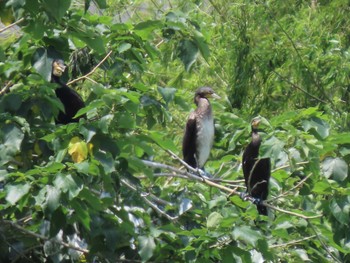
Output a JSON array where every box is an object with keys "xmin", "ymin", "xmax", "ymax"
[
  {"xmin": 51, "ymin": 59, "xmax": 85, "ymax": 124},
  {"xmin": 242, "ymin": 118, "xmax": 270, "ymax": 215},
  {"xmin": 182, "ymin": 87, "xmax": 220, "ymax": 170}
]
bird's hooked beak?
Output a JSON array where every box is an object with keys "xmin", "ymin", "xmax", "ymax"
[
  {"xmin": 52, "ymin": 61, "xmax": 67, "ymax": 77},
  {"xmin": 208, "ymin": 92, "xmax": 221, "ymax": 100}
]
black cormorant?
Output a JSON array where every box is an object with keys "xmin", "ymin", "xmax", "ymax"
[
  {"xmin": 242, "ymin": 117, "xmax": 270, "ymax": 215},
  {"xmin": 182, "ymin": 87, "xmax": 220, "ymax": 172},
  {"xmin": 51, "ymin": 59, "xmax": 85, "ymax": 124}
]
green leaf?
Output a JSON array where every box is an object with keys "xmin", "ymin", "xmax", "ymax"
[
  {"xmin": 94, "ymin": 151, "xmax": 116, "ymax": 174},
  {"xmin": 330, "ymin": 197, "xmax": 350, "ymax": 225},
  {"xmin": 134, "ymin": 20, "xmax": 163, "ymax": 39},
  {"xmin": 260, "ymin": 136, "xmax": 285, "ymax": 160},
  {"xmin": 2, "ymin": 123, "xmax": 24, "ymax": 152},
  {"xmin": 54, "ymin": 173, "xmax": 82, "ymax": 199},
  {"xmin": 44, "ymin": 186, "xmax": 61, "ymax": 213},
  {"xmin": 232, "ymin": 226, "xmax": 262, "ymax": 247},
  {"xmin": 71, "ymin": 200, "xmax": 91, "ymax": 230},
  {"xmin": 147, "ymin": 131, "xmax": 177, "ymax": 152},
  {"xmin": 32, "ymin": 47, "xmax": 62, "ymax": 81},
  {"xmin": 302, "ymin": 117, "xmax": 330, "ymax": 139},
  {"xmin": 6, "ymin": 183, "xmax": 31, "ymax": 205},
  {"xmin": 118, "ymin": 42, "xmax": 132, "ymax": 53},
  {"xmin": 43, "ymin": 0, "xmax": 71, "ymax": 21},
  {"xmin": 193, "ymin": 30, "xmax": 210, "ymax": 60},
  {"xmin": 138, "ymin": 236, "xmax": 156, "ymax": 262},
  {"xmin": 177, "ymin": 39, "xmax": 199, "ymax": 72},
  {"xmin": 322, "ymin": 157, "xmax": 348, "ymax": 182},
  {"xmin": 207, "ymin": 212, "xmax": 223, "ymax": 229},
  {"xmin": 179, "ymin": 198, "xmax": 193, "ymax": 215},
  {"xmin": 157, "ymin": 86, "xmax": 177, "ymax": 105}
]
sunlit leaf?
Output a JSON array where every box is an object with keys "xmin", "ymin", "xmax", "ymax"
[
  {"xmin": 322, "ymin": 157, "xmax": 348, "ymax": 182},
  {"xmin": 138, "ymin": 236, "xmax": 156, "ymax": 262},
  {"xmin": 68, "ymin": 136, "xmax": 88, "ymax": 163},
  {"xmin": 232, "ymin": 226, "xmax": 263, "ymax": 247},
  {"xmin": 179, "ymin": 198, "xmax": 193, "ymax": 215},
  {"xmin": 207, "ymin": 212, "xmax": 223, "ymax": 229},
  {"xmin": 6, "ymin": 183, "xmax": 30, "ymax": 205}
]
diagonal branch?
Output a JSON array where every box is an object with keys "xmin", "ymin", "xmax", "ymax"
[
  {"xmin": 267, "ymin": 173, "xmax": 313, "ymax": 202},
  {"xmin": 1, "ymin": 219, "xmax": 89, "ymax": 254},
  {"xmin": 0, "ymin": 82, "xmax": 12, "ymax": 96},
  {"xmin": 67, "ymin": 50, "xmax": 113, "ymax": 86},
  {"xmin": 270, "ymin": 235, "xmax": 317, "ymax": 248},
  {"xmin": 0, "ymin": 18, "xmax": 24, "ymax": 33},
  {"xmin": 121, "ymin": 178, "xmax": 178, "ymax": 221}
]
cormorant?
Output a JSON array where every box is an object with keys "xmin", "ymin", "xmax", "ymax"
[
  {"xmin": 51, "ymin": 59, "xmax": 85, "ymax": 124},
  {"xmin": 182, "ymin": 87, "xmax": 220, "ymax": 172},
  {"xmin": 242, "ymin": 117, "xmax": 270, "ymax": 215}
]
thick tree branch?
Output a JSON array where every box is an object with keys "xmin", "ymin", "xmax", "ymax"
[{"xmin": 140, "ymin": 159, "xmax": 322, "ymax": 220}]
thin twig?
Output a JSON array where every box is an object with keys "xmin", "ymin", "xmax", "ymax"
[
  {"xmin": 308, "ymin": 221, "xmax": 342, "ymax": 263},
  {"xmin": 270, "ymin": 235, "xmax": 317, "ymax": 248},
  {"xmin": 271, "ymin": 161, "xmax": 309, "ymax": 173},
  {"xmin": 0, "ymin": 18, "xmax": 24, "ymax": 33},
  {"xmin": 1, "ymin": 220, "xmax": 89, "ymax": 254},
  {"xmin": 137, "ymin": 172, "xmax": 188, "ymax": 180},
  {"xmin": 121, "ymin": 179, "xmax": 178, "ymax": 221},
  {"xmin": 67, "ymin": 50, "xmax": 113, "ymax": 86},
  {"xmin": 0, "ymin": 82, "xmax": 12, "ymax": 96},
  {"xmin": 272, "ymin": 70, "xmax": 327, "ymax": 104},
  {"xmin": 267, "ymin": 173, "xmax": 313, "ymax": 202},
  {"xmin": 262, "ymin": 202, "xmax": 322, "ymax": 219}
]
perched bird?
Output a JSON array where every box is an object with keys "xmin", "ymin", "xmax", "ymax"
[
  {"xmin": 51, "ymin": 59, "xmax": 85, "ymax": 124},
  {"xmin": 182, "ymin": 87, "xmax": 220, "ymax": 172},
  {"xmin": 242, "ymin": 117, "xmax": 270, "ymax": 215}
]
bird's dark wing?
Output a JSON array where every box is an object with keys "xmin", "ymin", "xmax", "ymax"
[
  {"xmin": 242, "ymin": 144, "xmax": 255, "ymax": 188},
  {"xmin": 55, "ymin": 86, "xmax": 85, "ymax": 124},
  {"xmin": 182, "ymin": 112, "xmax": 197, "ymax": 169},
  {"xmin": 250, "ymin": 158, "xmax": 271, "ymax": 215}
]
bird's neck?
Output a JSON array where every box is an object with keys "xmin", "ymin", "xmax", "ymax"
[
  {"xmin": 51, "ymin": 74, "xmax": 63, "ymax": 85},
  {"xmin": 251, "ymin": 129, "xmax": 261, "ymax": 146},
  {"xmin": 195, "ymin": 97, "xmax": 212, "ymax": 116}
]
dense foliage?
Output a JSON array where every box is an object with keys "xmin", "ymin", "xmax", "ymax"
[{"xmin": 1, "ymin": 0, "xmax": 350, "ymax": 262}]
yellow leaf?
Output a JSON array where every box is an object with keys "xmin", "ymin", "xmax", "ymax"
[
  {"xmin": 68, "ymin": 137, "xmax": 88, "ymax": 163},
  {"xmin": 87, "ymin": 142, "xmax": 94, "ymax": 156}
]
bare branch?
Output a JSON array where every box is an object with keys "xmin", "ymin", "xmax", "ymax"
[
  {"xmin": 263, "ymin": 202, "xmax": 322, "ymax": 219},
  {"xmin": 0, "ymin": 18, "xmax": 24, "ymax": 33},
  {"xmin": 272, "ymin": 161, "xmax": 309, "ymax": 173},
  {"xmin": 67, "ymin": 50, "xmax": 113, "ymax": 86},
  {"xmin": 0, "ymin": 82, "xmax": 12, "ymax": 96},
  {"xmin": 267, "ymin": 173, "xmax": 313, "ymax": 202},
  {"xmin": 270, "ymin": 235, "xmax": 317, "ymax": 248},
  {"xmin": 1, "ymin": 220, "xmax": 89, "ymax": 254},
  {"xmin": 140, "ymin": 159, "xmax": 321, "ymax": 220},
  {"xmin": 308, "ymin": 221, "xmax": 342, "ymax": 263},
  {"xmin": 121, "ymin": 179, "xmax": 178, "ymax": 221}
]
